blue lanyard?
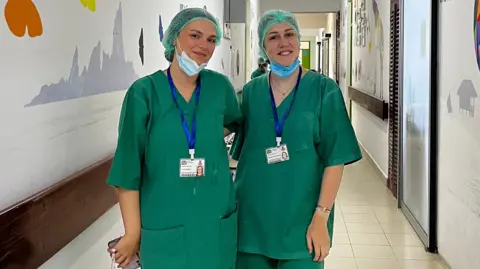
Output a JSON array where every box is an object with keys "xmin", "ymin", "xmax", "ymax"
[
  {"xmin": 167, "ymin": 68, "xmax": 201, "ymax": 159},
  {"xmin": 268, "ymin": 67, "xmax": 302, "ymax": 146}
]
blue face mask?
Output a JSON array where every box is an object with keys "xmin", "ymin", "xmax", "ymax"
[
  {"xmin": 269, "ymin": 58, "xmax": 300, "ymax": 78},
  {"xmin": 175, "ymin": 46, "xmax": 208, "ymax": 76}
]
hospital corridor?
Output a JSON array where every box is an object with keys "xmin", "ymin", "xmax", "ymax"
[{"xmin": 1, "ymin": 0, "xmax": 480, "ymax": 269}]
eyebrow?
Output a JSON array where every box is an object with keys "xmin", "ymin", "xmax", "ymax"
[
  {"xmin": 189, "ymin": 29, "xmax": 217, "ymax": 38},
  {"xmin": 267, "ymin": 28, "xmax": 295, "ymax": 35}
]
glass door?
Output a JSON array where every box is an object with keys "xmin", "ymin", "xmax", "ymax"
[{"xmin": 399, "ymin": 0, "xmax": 437, "ymax": 252}]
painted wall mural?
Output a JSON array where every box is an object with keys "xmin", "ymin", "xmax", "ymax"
[
  {"xmin": 351, "ymin": 0, "xmax": 387, "ymax": 100},
  {"xmin": 436, "ymin": 1, "xmax": 480, "ymax": 267},
  {"xmin": 80, "ymin": 0, "xmax": 96, "ymax": 12},
  {"xmin": 159, "ymin": 15, "xmax": 164, "ymax": 42},
  {"xmin": 0, "ymin": 0, "xmax": 235, "ymax": 212},
  {"xmin": 4, "ymin": 0, "xmax": 43, "ymax": 38},
  {"xmin": 25, "ymin": 3, "xmax": 138, "ymax": 107},
  {"xmin": 475, "ymin": 0, "xmax": 480, "ymax": 70}
]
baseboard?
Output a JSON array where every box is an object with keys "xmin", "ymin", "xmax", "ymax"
[
  {"xmin": 436, "ymin": 254, "xmax": 452, "ymax": 269},
  {"xmin": 358, "ymin": 142, "xmax": 388, "ymax": 185}
]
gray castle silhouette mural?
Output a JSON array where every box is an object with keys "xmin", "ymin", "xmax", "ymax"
[
  {"xmin": 457, "ymin": 79, "xmax": 477, "ymax": 117},
  {"xmin": 25, "ymin": 3, "xmax": 138, "ymax": 107}
]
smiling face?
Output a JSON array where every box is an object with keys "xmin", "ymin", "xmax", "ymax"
[
  {"xmin": 263, "ymin": 23, "xmax": 300, "ymax": 67},
  {"xmin": 175, "ymin": 20, "xmax": 217, "ymax": 65}
]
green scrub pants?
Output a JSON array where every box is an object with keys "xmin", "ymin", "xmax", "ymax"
[{"xmin": 236, "ymin": 252, "xmax": 324, "ymax": 269}]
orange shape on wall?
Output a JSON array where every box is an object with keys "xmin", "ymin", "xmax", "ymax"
[{"xmin": 4, "ymin": 0, "xmax": 43, "ymax": 38}]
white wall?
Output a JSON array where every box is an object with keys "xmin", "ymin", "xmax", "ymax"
[
  {"xmin": 0, "ymin": 0, "xmax": 234, "ymax": 211},
  {"xmin": 348, "ymin": 0, "xmax": 390, "ymax": 176},
  {"xmin": 260, "ymin": 0, "xmax": 340, "ymax": 13},
  {"xmin": 295, "ymin": 13, "xmax": 329, "ymax": 29},
  {"xmin": 338, "ymin": 1, "xmax": 349, "ymax": 98},
  {"xmin": 436, "ymin": 1, "xmax": 480, "ymax": 268},
  {"xmin": 326, "ymin": 13, "xmax": 337, "ymax": 79},
  {"xmin": 1, "ymin": 0, "xmax": 241, "ymax": 266},
  {"xmin": 245, "ymin": 0, "xmax": 261, "ymax": 82}
]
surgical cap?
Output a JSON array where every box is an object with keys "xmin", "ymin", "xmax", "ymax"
[
  {"xmin": 163, "ymin": 7, "xmax": 222, "ymax": 62},
  {"xmin": 258, "ymin": 57, "xmax": 267, "ymax": 65},
  {"xmin": 257, "ymin": 10, "xmax": 301, "ymax": 59}
]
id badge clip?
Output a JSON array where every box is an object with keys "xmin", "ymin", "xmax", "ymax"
[
  {"xmin": 180, "ymin": 149, "xmax": 206, "ymax": 177},
  {"xmin": 266, "ymin": 137, "xmax": 290, "ymax": 164}
]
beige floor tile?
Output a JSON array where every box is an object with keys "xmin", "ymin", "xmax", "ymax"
[
  {"xmin": 356, "ymin": 258, "xmax": 402, "ymax": 269},
  {"xmin": 329, "ymin": 244, "xmax": 354, "ymax": 258},
  {"xmin": 392, "ymin": 246, "xmax": 436, "ymax": 260},
  {"xmin": 348, "ymin": 233, "xmax": 389, "ymax": 246},
  {"xmin": 334, "ymin": 221, "xmax": 348, "ymax": 233},
  {"xmin": 343, "ymin": 213, "xmax": 378, "ymax": 223},
  {"xmin": 346, "ymin": 222, "xmax": 384, "ymax": 234},
  {"xmin": 380, "ymin": 222, "xmax": 415, "ymax": 234},
  {"xmin": 386, "ymin": 233, "xmax": 423, "ymax": 246},
  {"xmin": 324, "ymin": 257, "xmax": 357, "ymax": 269},
  {"xmin": 341, "ymin": 205, "xmax": 374, "ymax": 214},
  {"xmin": 399, "ymin": 259, "xmax": 446, "ymax": 269},
  {"xmin": 332, "ymin": 233, "xmax": 351, "ymax": 245},
  {"xmin": 351, "ymin": 245, "xmax": 396, "ymax": 259}
]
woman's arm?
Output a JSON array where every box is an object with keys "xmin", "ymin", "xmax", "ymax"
[
  {"xmin": 117, "ymin": 188, "xmax": 141, "ymax": 239},
  {"xmin": 315, "ymin": 165, "xmax": 344, "ymax": 220}
]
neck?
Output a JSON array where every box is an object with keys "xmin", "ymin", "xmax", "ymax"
[
  {"xmin": 170, "ymin": 58, "xmax": 198, "ymax": 87},
  {"xmin": 270, "ymin": 66, "xmax": 301, "ymax": 84}
]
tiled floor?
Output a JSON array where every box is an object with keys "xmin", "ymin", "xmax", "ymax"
[
  {"xmin": 41, "ymin": 156, "xmax": 448, "ymax": 269},
  {"xmin": 325, "ymin": 157, "xmax": 446, "ymax": 269}
]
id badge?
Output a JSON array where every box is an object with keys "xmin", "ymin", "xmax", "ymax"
[
  {"xmin": 179, "ymin": 158, "xmax": 206, "ymax": 177},
  {"xmin": 265, "ymin": 144, "xmax": 290, "ymax": 164}
]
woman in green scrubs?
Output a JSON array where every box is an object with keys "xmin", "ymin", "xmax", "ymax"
[
  {"xmin": 107, "ymin": 8, "xmax": 242, "ymax": 269},
  {"xmin": 232, "ymin": 10, "xmax": 362, "ymax": 269},
  {"xmin": 251, "ymin": 57, "xmax": 268, "ymax": 79}
]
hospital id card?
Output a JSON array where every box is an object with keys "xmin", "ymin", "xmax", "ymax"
[
  {"xmin": 179, "ymin": 158, "xmax": 206, "ymax": 177},
  {"xmin": 265, "ymin": 144, "xmax": 290, "ymax": 164}
]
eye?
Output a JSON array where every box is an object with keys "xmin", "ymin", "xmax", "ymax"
[
  {"xmin": 286, "ymin": 32, "xmax": 295, "ymax": 38},
  {"xmin": 208, "ymin": 38, "xmax": 217, "ymax": 44},
  {"xmin": 190, "ymin": 34, "xmax": 200, "ymax": 39},
  {"xmin": 268, "ymin": 35, "xmax": 278, "ymax": 40}
]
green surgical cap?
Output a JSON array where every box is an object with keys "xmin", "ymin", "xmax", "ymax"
[
  {"xmin": 163, "ymin": 7, "xmax": 222, "ymax": 62},
  {"xmin": 257, "ymin": 10, "xmax": 301, "ymax": 59},
  {"xmin": 258, "ymin": 57, "xmax": 267, "ymax": 65}
]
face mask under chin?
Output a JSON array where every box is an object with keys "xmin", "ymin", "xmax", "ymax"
[{"xmin": 175, "ymin": 43, "xmax": 208, "ymax": 76}]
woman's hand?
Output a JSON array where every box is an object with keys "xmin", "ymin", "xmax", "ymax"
[
  {"xmin": 306, "ymin": 211, "xmax": 331, "ymax": 262},
  {"xmin": 108, "ymin": 234, "xmax": 140, "ymax": 268}
]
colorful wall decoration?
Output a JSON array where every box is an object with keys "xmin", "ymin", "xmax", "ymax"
[{"xmin": 4, "ymin": 0, "xmax": 43, "ymax": 38}]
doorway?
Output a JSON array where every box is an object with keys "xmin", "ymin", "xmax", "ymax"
[{"xmin": 300, "ymin": 41, "xmax": 311, "ymax": 69}]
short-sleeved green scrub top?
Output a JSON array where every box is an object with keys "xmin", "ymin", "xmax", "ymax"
[
  {"xmin": 232, "ymin": 70, "xmax": 362, "ymax": 261},
  {"xmin": 107, "ymin": 69, "xmax": 243, "ymax": 269},
  {"xmin": 251, "ymin": 68, "xmax": 266, "ymax": 79}
]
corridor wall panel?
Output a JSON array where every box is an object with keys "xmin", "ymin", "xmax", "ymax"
[
  {"xmin": 0, "ymin": 0, "xmax": 232, "ymax": 211},
  {"xmin": 347, "ymin": 0, "xmax": 391, "ymax": 177},
  {"xmin": 437, "ymin": 0, "xmax": 480, "ymax": 268}
]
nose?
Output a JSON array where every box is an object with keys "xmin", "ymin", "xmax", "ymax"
[
  {"xmin": 197, "ymin": 38, "xmax": 209, "ymax": 49},
  {"xmin": 278, "ymin": 36, "xmax": 290, "ymax": 47}
]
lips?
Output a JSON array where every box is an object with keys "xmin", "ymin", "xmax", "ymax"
[
  {"xmin": 278, "ymin": 50, "xmax": 293, "ymax": 56},
  {"xmin": 193, "ymin": 51, "xmax": 207, "ymax": 57},
  {"xmin": 4, "ymin": 0, "xmax": 43, "ymax": 38}
]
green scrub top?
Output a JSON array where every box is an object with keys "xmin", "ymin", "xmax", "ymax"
[
  {"xmin": 232, "ymin": 70, "xmax": 362, "ymax": 260},
  {"xmin": 107, "ymin": 69, "xmax": 242, "ymax": 269},
  {"xmin": 251, "ymin": 68, "xmax": 266, "ymax": 79}
]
